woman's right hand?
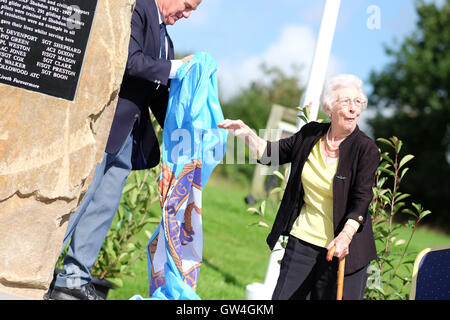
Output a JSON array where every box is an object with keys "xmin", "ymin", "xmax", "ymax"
[
  {"xmin": 217, "ymin": 119, "xmax": 251, "ymax": 138},
  {"xmin": 218, "ymin": 119, "xmax": 266, "ymax": 158}
]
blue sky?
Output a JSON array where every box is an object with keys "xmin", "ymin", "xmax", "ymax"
[
  {"xmin": 166, "ymin": 0, "xmax": 423, "ymax": 130},
  {"xmin": 168, "ymin": 0, "xmax": 419, "ymax": 97}
]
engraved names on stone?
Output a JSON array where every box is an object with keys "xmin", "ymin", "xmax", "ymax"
[{"xmin": 0, "ymin": 0, "xmax": 97, "ymax": 100}]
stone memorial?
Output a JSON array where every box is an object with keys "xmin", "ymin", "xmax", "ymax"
[{"xmin": 0, "ymin": 0, "xmax": 136, "ymax": 299}]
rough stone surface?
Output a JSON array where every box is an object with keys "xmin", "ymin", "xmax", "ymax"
[{"xmin": 0, "ymin": 0, "xmax": 136, "ymax": 299}]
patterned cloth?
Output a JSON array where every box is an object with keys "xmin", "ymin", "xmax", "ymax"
[{"xmin": 145, "ymin": 52, "xmax": 227, "ymax": 300}]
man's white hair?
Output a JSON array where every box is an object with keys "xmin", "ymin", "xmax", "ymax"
[{"xmin": 321, "ymin": 74, "xmax": 368, "ymax": 111}]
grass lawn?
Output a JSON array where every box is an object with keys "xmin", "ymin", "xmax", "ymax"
[
  {"xmin": 396, "ymin": 225, "xmax": 450, "ymax": 253},
  {"xmin": 106, "ymin": 173, "xmax": 450, "ymax": 300}
]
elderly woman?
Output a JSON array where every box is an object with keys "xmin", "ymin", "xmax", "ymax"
[{"xmin": 218, "ymin": 74, "xmax": 380, "ymax": 300}]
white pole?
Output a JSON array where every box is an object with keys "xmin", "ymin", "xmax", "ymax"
[{"xmin": 297, "ymin": 0, "xmax": 341, "ymax": 128}]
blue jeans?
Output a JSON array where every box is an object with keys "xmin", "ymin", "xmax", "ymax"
[{"xmin": 55, "ymin": 131, "xmax": 133, "ymax": 288}]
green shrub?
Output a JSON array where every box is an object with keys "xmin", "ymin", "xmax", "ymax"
[{"xmin": 365, "ymin": 136, "xmax": 431, "ymax": 300}]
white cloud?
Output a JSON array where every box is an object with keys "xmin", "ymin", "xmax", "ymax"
[{"xmin": 218, "ymin": 24, "xmax": 345, "ymax": 101}]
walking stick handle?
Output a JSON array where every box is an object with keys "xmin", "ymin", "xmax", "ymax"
[
  {"xmin": 326, "ymin": 246, "xmax": 335, "ymax": 261},
  {"xmin": 326, "ymin": 246, "xmax": 345, "ymax": 300}
]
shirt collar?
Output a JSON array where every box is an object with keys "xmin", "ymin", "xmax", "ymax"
[{"xmin": 154, "ymin": 0, "xmax": 164, "ymax": 25}]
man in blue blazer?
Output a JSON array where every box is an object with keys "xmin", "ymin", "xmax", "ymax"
[{"xmin": 50, "ymin": 0, "xmax": 202, "ymax": 300}]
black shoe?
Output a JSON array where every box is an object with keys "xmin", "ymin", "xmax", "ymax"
[{"xmin": 50, "ymin": 282, "xmax": 104, "ymax": 300}]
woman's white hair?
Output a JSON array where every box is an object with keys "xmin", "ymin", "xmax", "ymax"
[{"xmin": 321, "ymin": 74, "xmax": 368, "ymax": 111}]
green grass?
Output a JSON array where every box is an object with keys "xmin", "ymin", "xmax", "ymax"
[
  {"xmin": 395, "ymin": 225, "xmax": 450, "ymax": 253},
  {"xmin": 106, "ymin": 175, "xmax": 450, "ymax": 300}
]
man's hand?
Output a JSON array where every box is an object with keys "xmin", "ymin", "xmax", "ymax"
[{"xmin": 181, "ymin": 54, "xmax": 194, "ymax": 64}]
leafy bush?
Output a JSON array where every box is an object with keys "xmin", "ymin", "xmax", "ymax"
[{"xmin": 365, "ymin": 136, "xmax": 431, "ymax": 300}]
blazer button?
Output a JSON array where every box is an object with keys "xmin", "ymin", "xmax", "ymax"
[{"xmin": 358, "ymin": 216, "xmax": 364, "ymax": 222}]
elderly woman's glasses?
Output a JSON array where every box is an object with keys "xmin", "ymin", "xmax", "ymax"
[{"xmin": 336, "ymin": 97, "xmax": 367, "ymax": 108}]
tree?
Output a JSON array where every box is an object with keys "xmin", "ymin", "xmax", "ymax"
[
  {"xmin": 368, "ymin": 0, "xmax": 450, "ymax": 229},
  {"xmin": 217, "ymin": 64, "xmax": 306, "ymax": 185},
  {"xmin": 220, "ymin": 64, "xmax": 305, "ymax": 130}
]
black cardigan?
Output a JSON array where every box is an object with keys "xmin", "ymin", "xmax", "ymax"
[{"xmin": 259, "ymin": 121, "xmax": 380, "ymax": 274}]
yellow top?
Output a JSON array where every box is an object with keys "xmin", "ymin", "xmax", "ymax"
[{"xmin": 290, "ymin": 139, "xmax": 338, "ymax": 248}]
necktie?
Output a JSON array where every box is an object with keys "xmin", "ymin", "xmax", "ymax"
[{"xmin": 160, "ymin": 23, "xmax": 167, "ymax": 59}]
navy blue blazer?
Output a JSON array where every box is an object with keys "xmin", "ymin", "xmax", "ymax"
[{"xmin": 105, "ymin": 0, "xmax": 175, "ymax": 170}]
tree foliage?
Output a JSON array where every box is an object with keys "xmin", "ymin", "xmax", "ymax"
[
  {"xmin": 368, "ymin": 0, "xmax": 450, "ymax": 228},
  {"xmin": 218, "ymin": 64, "xmax": 305, "ymax": 184},
  {"xmin": 220, "ymin": 63, "xmax": 305, "ymax": 133},
  {"xmin": 366, "ymin": 137, "xmax": 430, "ymax": 299}
]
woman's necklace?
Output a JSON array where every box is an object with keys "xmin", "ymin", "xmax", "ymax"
[{"xmin": 324, "ymin": 126, "xmax": 340, "ymax": 158}]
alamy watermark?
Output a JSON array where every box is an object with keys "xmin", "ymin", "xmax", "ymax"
[
  {"xmin": 366, "ymin": 264, "xmax": 383, "ymax": 291},
  {"xmin": 366, "ymin": 5, "xmax": 381, "ymax": 30},
  {"xmin": 168, "ymin": 128, "xmax": 282, "ymax": 175},
  {"xmin": 65, "ymin": 5, "xmax": 82, "ymax": 30},
  {"xmin": 66, "ymin": 264, "xmax": 82, "ymax": 289}
]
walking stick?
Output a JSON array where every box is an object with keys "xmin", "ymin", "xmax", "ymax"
[{"xmin": 327, "ymin": 246, "xmax": 345, "ymax": 300}]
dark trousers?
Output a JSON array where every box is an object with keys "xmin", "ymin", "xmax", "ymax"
[{"xmin": 272, "ymin": 236, "xmax": 369, "ymax": 300}]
